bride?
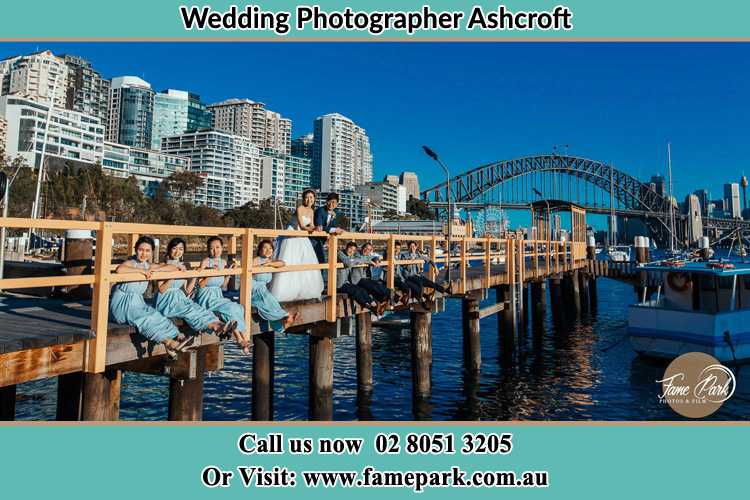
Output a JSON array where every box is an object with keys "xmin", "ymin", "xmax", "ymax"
[{"xmin": 269, "ymin": 189, "xmax": 325, "ymax": 302}]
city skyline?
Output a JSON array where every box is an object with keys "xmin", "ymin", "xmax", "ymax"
[{"xmin": 0, "ymin": 42, "xmax": 747, "ymax": 204}]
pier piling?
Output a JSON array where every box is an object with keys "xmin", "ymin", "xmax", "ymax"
[
  {"xmin": 571, "ymin": 270, "xmax": 581, "ymax": 315},
  {"xmin": 82, "ymin": 370, "xmax": 121, "ymax": 421},
  {"xmin": 309, "ymin": 323, "xmax": 335, "ymax": 421},
  {"xmin": 530, "ymin": 280, "xmax": 546, "ymax": 322},
  {"xmin": 355, "ymin": 312, "xmax": 373, "ymax": 394},
  {"xmin": 252, "ymin": 331, "xmax": 275, "ymax": 421},
  {"xmin": 0, "ymin": 385, "xmax": 16, "ymax": 421},
  {"xmin": 461, "ymin": 294, "xmax": 481, "ymax": 375},
  {"xmin": 56, "ymin": 373, "xmax": 83, "ymax": 421},
  {"xmin": 578, "ymin": 271, "xmax": 590, "ymax": 313},
  {"xmin": 168, "ymin": 348, "xmax": 206, "ymax": 421},
  {"xmin": 410, "ymin": 308, "xmax": 432, "ymax": 400}
]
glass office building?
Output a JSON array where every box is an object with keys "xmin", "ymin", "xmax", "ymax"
[{"xmin": 151, "ymin": 89, "xmax": 212, "ymax": 150}]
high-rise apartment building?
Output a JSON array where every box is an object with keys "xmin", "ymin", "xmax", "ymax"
[
  {"xmin": 61, "ymin": 54, "xmax": 110, "ymax": 121},
  {"xmin": 151, "ymin": 89, "xmax": 212, "ymax": 149},
  {"xmin": 0, "ymin": 50, "xmax": 68, "ymax": 108},
  {"xmin": 384, "ymin": 174, "xmax": 399, "ymax": 185},
  {"xmin": 107, "ymin": 76, "xmax": 154, "ymax": 148},
  {"xmin": 0, "ymin": 95, "xmax": 104, "ymax": 168},
  {"xmin": 312, "ymin": 113, "xmax": 372, "ymax": 192},
  {"xmin": 208, "ymin": 98, "xmax": 291, "ymax": 154},
  {"xmin": 318, "ymin": 189, "xmax": 366, "ymax": 227},
  {"xmin": 161, "ymin": 130, "xmax": 262, "ymax": 211},
  {"xmin": 102, "ymin": 141, "xmax": 190, "ymax": 197},
  {"xmin": 291, "ymin": 133, "xmax": 313, "ymax": 160},
  {"xmin": 355, "ymin": 181, "xmax": 400, "ymax": 214},
  {"xmin": 724, "ymin": 183, "xmax": 741, "ymax": 218},
  {"xmin": 399, "ymin": 171, "xmax": 420, "ymax": 199},
  {"xmin": 260, "ymin": 150, "xmax": 312, "ymax": 209}
]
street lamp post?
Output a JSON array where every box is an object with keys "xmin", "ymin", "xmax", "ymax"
[
  {"xmin": 422, "ymin": 145, "xmax": 452, "ymax": 289},
  {"xmin": 0, "ymin": 172, "xmax": 8, "ymax": 282}
]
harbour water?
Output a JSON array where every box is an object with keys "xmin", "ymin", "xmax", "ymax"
[{"xmin": 12, "ymin": 278, "xmax": 750, "ymax": 421}]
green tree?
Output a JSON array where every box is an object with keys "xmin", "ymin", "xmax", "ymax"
[
  {"xmin": 224, "ymin": 198, "xmax": 292, "ymax": 229},
  {"xmin": 407, "ymin": 197, "xmax": 435, "ymax": 219}
]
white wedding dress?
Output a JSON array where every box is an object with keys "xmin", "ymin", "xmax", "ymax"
[{"xmin": 269, "ymin": 215, "xmax": 324, "ymax": 302}]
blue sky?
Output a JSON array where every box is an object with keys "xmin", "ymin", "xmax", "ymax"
[{"xmin": 1, "ymin": 42, "xmax": 747, "ymax": 203}]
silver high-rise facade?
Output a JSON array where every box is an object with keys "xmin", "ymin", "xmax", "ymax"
[
  {"xmin": 61, "ymin": 54, "xmax": 110, "ymax": 121},
  {"xmin": 208, "ymin": 98, "xmax": 291, "ymax": 154},
  {"xmin": 107, "ymin": 76, "xmax": 154, "ymax": 149},
  {"xmin": 312, "ymin": 113, "xmax": 372, "ymax": 192}
]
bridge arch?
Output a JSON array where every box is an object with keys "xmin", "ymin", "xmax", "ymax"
[{"xmin": 420, "ymin": 154, "xmax": 675, "ymax": 240}]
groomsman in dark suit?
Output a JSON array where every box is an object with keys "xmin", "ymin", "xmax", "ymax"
[{"xmin": 312, "ymin": 192, "xmax": 344, "ymax": 263}]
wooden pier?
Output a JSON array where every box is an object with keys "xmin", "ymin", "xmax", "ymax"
[{"xmin": 0, "ymin": 215, "xmax": 604, "ymax": 421}]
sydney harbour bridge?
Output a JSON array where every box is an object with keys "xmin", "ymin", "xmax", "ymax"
[{"xmin": 421, "ymin": 154, "xmax": 750, "ymax": 248}]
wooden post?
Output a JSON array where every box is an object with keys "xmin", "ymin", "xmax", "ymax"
[
  {"xmin": 309, "ymin": 324, "xmax": 335, "ymax": 421},
  {"xmin": 461, "ymin": 295, "xmax": 481, "ymax": 375},
  {"xmin": 252, "ymin": 331, "xmax": 274, "ymax": 421},
  {"xmin": 227, "ymin": 235, "xmax": 238, "ymax": 290},
  {"xmin": 459, "ymin": 238, "xmax": 467, "ymax": 293},
  {"xmin": 533, "ymin": 240, "xmax": 539, "ymax": 278},
  {"xmin": 239, "ymin": 229, "xmax": 253, "ymax": 346},
  {"xmin": 578, "ymin": 271, "xmax": 590, "ymax": 313},
  {"xmin": 81, "ymin": 370, "xmax": 122, "ymax": 421},
  {"xmin": 62, "ymin": 229, "xmax": 94, "ymax": 298},
  {"xmin": 355, "ymin": 312, "xmax": 373, "ymax": 394},
  {"xmin": 0, "ymin": 385, "xmax": 16, "ymax": 421},
  {"xmin": 86, "ymin": 222, "xmax": 113, "ymax": 373},
  {"xmin": 589, "ymin": 273, "xmax": 598, "ymax": 311},
  {"xmin": 549, "ymin": 277, "xmax": 563, "ymax": 321},
  {"xmin": 571, "ymin": 269, "xmax": 581, "ymax": 315},
  {"xmin": 484, "ymin": 237, "xmax": 491, "ymax": 288},
  {"xmin": 531, "ymin": 280, "xmax": 546, "ymax": 322},
  {"xmin": 56, "ymin": 372, "xmax": 83, "ymax": 420},
  {"xmin": 410, "ymin": 309, "xmax": 432, "ymax": 400},
  {"xmin": 326, "ymin": 235, "xmax": 338, "ymax": 322},
  {"xmin": 127, "ymin": 233, "xmax": 139, "ymax": 254},
  {"xmin": 430, "ymin": 235, "xmax": 438, "ymax": 282},
  {"xmin": 168, "ymin": 348, "xmax": 206, "ymax": 421},
  {"xmin": 387, "ymin": 235, "xmax": 396, "ymax": 290}
]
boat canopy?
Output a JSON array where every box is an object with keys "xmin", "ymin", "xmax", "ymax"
[{"xmin": 639, "ymin": 261, "xmax": 750, "ymax": 277}]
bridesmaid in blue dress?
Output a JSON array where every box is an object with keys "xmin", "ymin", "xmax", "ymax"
[
  {"xmin": 155, "ymin": 237, "xmax": 235, "ymax": 337},
  {"xmin": 195, "ymin": 236, "xmax": 250, "ymax": 354},
  {"xmin": 253, "ymin": 239, "xmax": 298, "ymax": 333},
  {"xmin": 110, "ymin": 235, "xmax": 190, "ymax": 358}
]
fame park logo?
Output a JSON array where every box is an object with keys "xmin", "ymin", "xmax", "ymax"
[{"xmin": 656, "ymin": 352, "xmax": 736, "ymax": 418}]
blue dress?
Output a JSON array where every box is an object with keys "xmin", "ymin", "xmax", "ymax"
[
  {"xmin": 155, "ymin": 259, "xmax": 219, "ymax": 332},
  {"xmin": 253, "ymin": 257, "xmax": 289, "ymax": 333},
  {"xmin": 194, "ymin": 257, "xmax": 247, "ymax": 334},
  {"xmin": 110, "ymin": 259, "xmax": 179, "ymax": 343}
]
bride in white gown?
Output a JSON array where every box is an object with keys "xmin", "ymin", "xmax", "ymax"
[{"xmin": 270, "ymin": 189, "xmax": 324, "ymax": 302}]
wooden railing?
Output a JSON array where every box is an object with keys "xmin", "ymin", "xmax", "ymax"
[{"xmin": 0, "ymin": 217, "xmax": 587, "ymax": 373}]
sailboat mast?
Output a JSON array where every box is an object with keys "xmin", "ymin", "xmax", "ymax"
[{"xmin": 667, "ymin": 143, "xmax": 675, "ymax": 253}]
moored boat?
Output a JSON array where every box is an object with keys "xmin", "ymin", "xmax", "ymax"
[{"xmin": 628, "ymin": 260, "xmax": 750, "ymax": 363}]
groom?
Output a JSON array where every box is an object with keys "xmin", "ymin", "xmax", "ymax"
[{"xmin": 312, "ymin": 192, "xmax": 344, "ymax": 264}]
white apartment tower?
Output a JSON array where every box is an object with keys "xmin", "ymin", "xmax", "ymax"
[
  {"xmin": 313, "ymin": 113, "xmax": 372, "ymax": 192},
  {"xmin": 0, "ymin": 50, "xmax": 69, "ymax": 108},
  {"xmin": 161, "ymin": 130, "xmax": 262, "ymax": 211},
  {"xmin": 207, "ymin": 98, "xmax": 291, "ymax": 154},
  {"xmin": 0, "ymin": 95, "xmax": 104, "ymax": 168}
]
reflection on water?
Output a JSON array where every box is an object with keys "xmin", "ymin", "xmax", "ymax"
[{"xmin": 13, "ymin": 279, "xmax": 750, "ymax": 421}]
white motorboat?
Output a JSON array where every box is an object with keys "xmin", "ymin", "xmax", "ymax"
[
  {"xmin": 607, "ymin": 245, "xmax": 632, "ymax": 262},
  {"xmin": 628, "ymin": 261, "xmax": 750, "ymax": 363}
]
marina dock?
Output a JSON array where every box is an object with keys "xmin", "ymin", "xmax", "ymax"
[{"xmin": 0, "ymin": 213, "xmax": 637, "ymax": 422}]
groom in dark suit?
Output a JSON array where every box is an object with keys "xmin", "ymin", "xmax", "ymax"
[{"xmin": 312, "ymin": 192, "xmax": 344, "ymax": 263}]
